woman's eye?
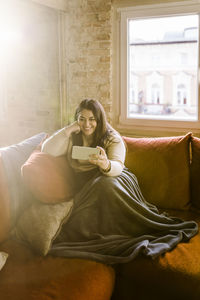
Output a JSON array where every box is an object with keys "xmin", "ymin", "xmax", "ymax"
[{"xmin": 78, "ymin": 117, "xmax": 95, "ymax": 122}]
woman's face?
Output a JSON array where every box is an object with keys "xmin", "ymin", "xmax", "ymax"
[{"xmin": 77, "ymin": 109, "xmax": 97, "ymax": 137}]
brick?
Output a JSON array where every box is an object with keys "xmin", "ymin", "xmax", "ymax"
[
  {"xmin": 100, "ymin": 56, "xmax": 110, "ymax": 63},
  {"xmin": 96, "ymin": 33, "xmax": 111, "ymax": 40}
]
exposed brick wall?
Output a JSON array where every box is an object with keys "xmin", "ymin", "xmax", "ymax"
[{"xmin": 63, "ymin": 0, "xmax": 112, "ymax": 125}]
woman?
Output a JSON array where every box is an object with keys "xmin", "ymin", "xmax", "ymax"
[
  {"xmin": 42, "ymin": 99, "xmax": 198, "ymax": 264},
  {"xmin": 42, "ymin": 99, "xmax": 126, "ymax": 184}
]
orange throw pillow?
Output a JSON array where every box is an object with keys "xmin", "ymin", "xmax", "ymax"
[
  {"xmin": 0, "ymin": 154, "xmax": 11, "ymax": 242},
  {"xmin": 123, "ymin": 133, "xmax": 192, "ymax": 210},
  {"xmin": 21, "ymin": 151, "xmax": 75, "ymax": 204},
  {"xmin": 190, "ymin": 136, "xmax": 200, "ymax": 209}
]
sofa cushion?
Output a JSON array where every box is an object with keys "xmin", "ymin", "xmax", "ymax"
[
  {"xmin": 0, "ymin": 240, "xmax": 115, "ymax": 300},
  {"xmin": 190, "ymin": 136, "xmax": 200, "ymax": 209},
  {"xmin": 0, "ymin": 132, "xmax": 47, "ymax": 227},
  {"xmin": 14, "ymin": 200, "xmax": 74, "ymax": 255},
  {"xmin": 0, "ymin": 155, "xmax": 11, "ymax": 243},
  {"xmin": 21, "ymin": 151, "xmax": 75, "ymax": 204},
  {"xmin": 123, "ymin": 133, "xmax": 191, "ymax": 210},
  {"xmin": 112, "ymin": 210, "xmax": 200, "ymax": 300}
]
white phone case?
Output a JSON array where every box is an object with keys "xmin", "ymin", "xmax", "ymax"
[{"xmin": 72, "ymin": 146, "xmax": 100, "ymax": 160}]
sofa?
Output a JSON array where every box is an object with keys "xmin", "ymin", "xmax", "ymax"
[{"xmin": 0, "ymin": 131, "xmax": 200, "ymax": 300}]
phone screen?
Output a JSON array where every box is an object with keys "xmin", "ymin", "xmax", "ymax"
[{"xmin": 72, "ymin": 146, "xmax": 100, "ymax": 160}]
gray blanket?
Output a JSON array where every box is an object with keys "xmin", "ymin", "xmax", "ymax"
[{"xmin": 50, "ymin": 169, "xmax": 198, "ymax": 264}]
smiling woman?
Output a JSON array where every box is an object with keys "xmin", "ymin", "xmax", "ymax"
[
  {"xmin": 42, "ymin": 99, "xmax": 121, "ymax": 176},
  {"xmin": 41, "ymin": 98, "xmax": 198, "ymax": 264}
]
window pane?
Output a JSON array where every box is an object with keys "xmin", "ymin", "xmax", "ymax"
[{"xmin": 128, "ymin": 15, "xmax": 199, "ymax": 121}]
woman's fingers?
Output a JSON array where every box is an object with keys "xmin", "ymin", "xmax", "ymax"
[
  {"xmin": 97, "ymin": 146, "xmax": 106, "ymax": 156},
  {"xmin": 89, "ymin": 146, "xmax": 109, "ymax": 170}
]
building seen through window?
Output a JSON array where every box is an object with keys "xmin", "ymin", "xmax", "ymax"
[{"xmin": 128, "ymin": 15, "xmax": 198, "ymax": 121}]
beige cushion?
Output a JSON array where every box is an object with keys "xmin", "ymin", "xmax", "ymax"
[{"xmin": 14, "ymin": 200, "xmax": 74, "ymax": 255}]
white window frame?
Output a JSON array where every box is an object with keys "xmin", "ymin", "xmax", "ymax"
[{"xmin": 116, "ymin": 1, "xmax": 200, "ymax": 134}]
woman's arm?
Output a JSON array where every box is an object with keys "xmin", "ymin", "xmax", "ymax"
[
  {"xmin": 42, "ymin": 122, "xmax": 80, "ymax": 157},
  {"xmin": 101, "ymin": 134, "xmax": 126, "ymax": 177},
  {"xmin": 89, "ymin": 132, "xmax": 126, "ymax": 177}
]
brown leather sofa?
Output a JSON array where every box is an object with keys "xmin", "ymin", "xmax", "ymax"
[{"xmin": 0, "ymin": 132, "xmax": 200, "ymax": 300}]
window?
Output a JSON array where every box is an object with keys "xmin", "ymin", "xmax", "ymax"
[
  {"xmin": 117, "ymin": 1, "xmax": 200, "ymax": 132},
  {"xmin": 177, "ymin": 84, "xmax": 187, "ymax": 105},
  {"xmin": 180, "ymin": 52, "xmax": 188, "ymax": 65},
  {"xmin": 151, "ymin": 84, "xmax": 160, "ymax": 104}
]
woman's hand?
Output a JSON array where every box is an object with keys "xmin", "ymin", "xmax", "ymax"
[
  {"xmin": 65, "ymin": 121, "xmax": 80, "ymax": 136},
  {"xmin": 89, "ymin": 146, "xmax": 111, "ymax": 172}
]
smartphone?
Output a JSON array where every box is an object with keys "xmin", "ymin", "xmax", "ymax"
[{"xmin": 72, "ymin": 146, "xmax": 100, "ymax": 160}]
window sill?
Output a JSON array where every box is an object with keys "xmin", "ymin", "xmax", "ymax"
[{"xmin": 114, "ymin": 118, "xmax": 200, "ymax": 138}]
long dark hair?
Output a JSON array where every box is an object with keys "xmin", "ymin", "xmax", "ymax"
[{"xmin": 73, "ymin": 99, "xmax": 111, "ymax": 147}]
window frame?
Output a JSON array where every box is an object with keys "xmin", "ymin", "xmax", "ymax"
[{"xmin": 116, "ymin": 1, "xmax": 200, "ymax": 135}]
